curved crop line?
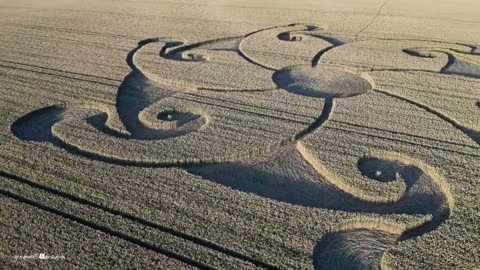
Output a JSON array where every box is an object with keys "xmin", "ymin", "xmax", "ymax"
[
  {"xmin": 163, "ymin": 36, "xmax": 243, "ymax": 57},
  {"xmin": 325, "ymin": 215, "xmax": 433, "ymax": 242},
  {"xmin": 276, "ymin": 63, "xmax": 376, "ymax": 90},
  {"xmin": 174, "ymin": 23, "xmax": 317, "ymax": 53},
  {"xmin": 311, "ymin": 151, "xmax": 453, "ymax": 269},
  {"xmin": 297, "ymin": 140, "xmax": 455, "ymax": 207},
  {"xmin": 50, "ymin": 127, "xmax": 280, "ymax": 167},
  {"xmin": 142, "ymin": 37, "xmax": 480, "ymax": 92},
  {"xmin": 316, "ymin": 216, "xmax": 431, "ymax": 270},
  {"xmin": 133, "ymin": 36, "xmax": 274, "ymax": 92},
  {"xmin": 317, "ymin": 38, "xmax": 480, "ymax": 76},
  {"xmin": 235, "ymin": 25, "xmax": 289, "ymax": 71},
  {"xmin": 0, "ymin": 170, "xmax": 283, "ymax": 270},
  {"xmin": 277, "ymin": 24, "xmax": 326, "ymax": 42},
  {"xmin": 311, "ymin": 38, "xmax": 359, "ymax": 67},
  {"xmin": 349, "ymin": 216, "xmax": 429, "ymax": 234},
  {"xmin": 363, "ymin": 151, "xmax": 454, "ymax": 212},
  {"xmin": 238, "ymin": 23, "xmax": 329, "ymax": 71},
  {"xmin": 138, "ymin": 105, "xmax": 210, "ymax": 131},
  {"xmin": 373, "ymin": 88, "xmax": 480, "ymax": 146},
  {"xmin": 12, "ymin": 49, "xmax": 335, "ymax": 167},
  {"xmin": 136, "ymin": 33, "xmax": 280, "ymax": 91},
  {"xmin": 404, "ymin": 46, "xmax": 477, "ymax": 57},
  {"xmin": 403, "ymin": 46, "xmax": 480, "ymax": 74},
  {"xmin": 49, "ymin": 99, "xmax": 332, "ymax": 167},
  {"xmin": 311, "ymin": 45, "xmax": 337, "ymax": 67},
  {"xmin": 9, "ymin": 25, "xmax": 465, "ymax": 269},
  {"xmin": 366, "ymin": 36, "xmax": 478, "ymax": 51},
  {"xmin": 295, "ymin": 98, "xmax": 334, "ymax": 140},
  {"xmin": 159, "ymin": 25, "xmax": 313, "ymax": 73},
  {"xmin": 123, "ymin": 24, "xmax": 342, "ymax": 93},
  {"xmin": 127, "ymin": 37, "xmax": 186, "ymax": 71},
  {"xmin": 11, "ymin": 102, "xmax": 130, "ymax": 138},
  {"xmin": 238, "ymin": 23, "xmax": 325, "ymax": 71},
  {"xmin": 296, "ymin": 142, "xmax": 406, "ymax": 204},
  {"xmin": 131, "ymin": 38, "xmax": 198, "ymax": 91}
]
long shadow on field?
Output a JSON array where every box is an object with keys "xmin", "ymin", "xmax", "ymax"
[
  {"xmin": 403, "ymin": 45, "xmax": 480, "ymax": 79},
  {"xmin": 444, "ymin": 58, "xmax": 480, "ymax": 78},
  {"xmin": 115, "ymin": 71, "xmax": 202, "ymax": 140},
  {"xmin": 11, "ymin": 37, "xmax": 201, "ymax": 144},
  {"xmin": 187, "ymin": 145, "xmax": 446, "ymax": 223},
  {"xmin": 186, "ymin": 144, "xmax": 449, "ymax": 269},
  {"xmin": 9, "ymin": 28, "xmax": 469, "ymax": 270}
]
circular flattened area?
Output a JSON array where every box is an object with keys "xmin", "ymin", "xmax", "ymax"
[{"xmin": 273, "ymin": 65, "xmax": 373, "ymax": 98}]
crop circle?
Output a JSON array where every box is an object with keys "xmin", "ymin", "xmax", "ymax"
[{"xmin": 273, "ymin": 65, "xmax": 373, "ymax": 99}]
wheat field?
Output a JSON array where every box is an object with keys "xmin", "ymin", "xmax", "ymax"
[{"xmin": 0, "ymin": 0, "xmax": 479, "ymax": 269}]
